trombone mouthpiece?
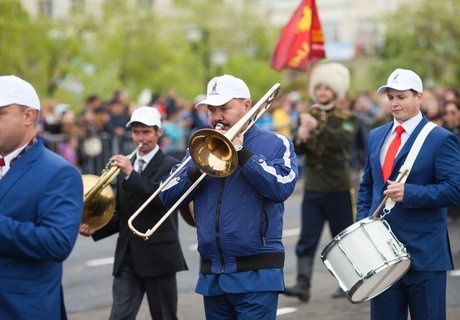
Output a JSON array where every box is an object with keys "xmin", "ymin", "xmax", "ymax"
[{"xmin": 215, "ymin": 123, "xmax": 224, "ymax": 130}]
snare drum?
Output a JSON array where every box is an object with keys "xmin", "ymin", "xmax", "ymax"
[{"xmin": 320, "ymin": 217, "xmax": 411, "ymax": 303}]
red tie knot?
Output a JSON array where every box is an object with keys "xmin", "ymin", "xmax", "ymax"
[
  {"xmin": 0, "ymin": 157, "xmax": 5, "ymax": 167},
  {"xmin": 396, "ymin": 125, "xmax": 405, "ymax": 136}
]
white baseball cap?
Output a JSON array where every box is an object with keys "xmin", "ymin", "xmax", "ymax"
[
  {"xmin": 195, "ymin": 74, "xmax": 250, "ymax": 108},
  {"xmin": 377, "ymin": 68, "xmax": 423, "ymax": 95},
  {"xmin": 0, "ymin": 75, "xmax": 40, "ymax": 110},
  {"xmin": 126, "ymin": 106, "xmax": 162, "ymax": 128}
]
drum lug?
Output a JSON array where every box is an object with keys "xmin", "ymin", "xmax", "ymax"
[{"xmin": 387, "ymin": 238, "xmax": 405, "ymax": 256}]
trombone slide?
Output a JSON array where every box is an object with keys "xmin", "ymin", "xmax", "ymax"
[{"xmin": 128, "ymin": 83, "xmax": 281, "ymax": 239}]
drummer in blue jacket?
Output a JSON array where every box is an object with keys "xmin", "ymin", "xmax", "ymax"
[
  {"xmin": 357, "ymin": 68, "xmax": 460, "ymax": 320},
  {"xmin": 160, "ymin": 74, "xmax": 298, "ymax": 320}
]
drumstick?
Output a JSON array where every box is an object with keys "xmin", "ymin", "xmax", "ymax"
[{"xmin": 371, "ymin": 169, "xmax": 409, "ymax": 219}]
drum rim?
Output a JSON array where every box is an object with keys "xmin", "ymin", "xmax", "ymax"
[
  {"xmin": 348, "ymin": 256, "xmax": 412, "ymax": 304},
  {"xmin": 320, "ymin": 217, "xmax": 381, "ymax": 259}
]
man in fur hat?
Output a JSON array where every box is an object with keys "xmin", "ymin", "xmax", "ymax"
[{"xmin": 285, "ymin": 62, "xmax": 357, "ymax": 302}]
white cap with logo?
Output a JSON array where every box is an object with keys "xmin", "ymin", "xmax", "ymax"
[
  {"xmin": 0, "ymin": 75, "xmax": 40, "ymax": 110},
  {"xmin": 195, "ymin": 74, "xmax": 250, "ymax": 108},
  {"xmin": 377, "ymin": 68, "xmax": 423, "ymax": 95},
  {"xmin": 126, "ymin": 106, "xmax": 162, "ymax": 128}
]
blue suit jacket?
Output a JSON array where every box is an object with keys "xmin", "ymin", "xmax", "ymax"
[
  {"xmin": 357, "ymin": 117, "xmax": 460, "ymax": 271},
  {"xmin": 0, "ymin": 140, "xmax": 83, "ymax": 319}
]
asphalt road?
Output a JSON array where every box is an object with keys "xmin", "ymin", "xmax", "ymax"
[{"xmin": 64, "ymin": 184, "xmax": 460, "ymax": 319}]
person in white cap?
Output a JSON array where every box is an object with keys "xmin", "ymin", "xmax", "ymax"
[
  {"xmin": 160, "ymin": 74, "xmax": 298, "ymax": 320},
  {"xmin": 285, "ymin": 62, "xmax": 357, "ymax": 302},
  {"xmin": 357, "ymin": 68, "xmax": 460, "ymax": 319},
  {"xmin": 0, "ymin": 75, "xmax": 83, "ymax": 319},
  {"xmin": 79, "ymin": 106, "xmax": 188, "ymax": 320}
]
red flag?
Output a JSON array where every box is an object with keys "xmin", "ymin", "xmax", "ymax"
[{"xmin": 270, "ymin": 0, "xmax": 326, "ymax": 72}]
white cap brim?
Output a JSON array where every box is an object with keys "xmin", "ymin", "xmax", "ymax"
[
  {"xmin": 195, "ymin": 95, "xmax": 233, "ymax": 108},
  {"xmin": 377, "ymin": 84, "xmax": 415, "ymax": 95},
  {"xmin": 125, "ymin": 118, "xmax": 161, "ymax": 128}
]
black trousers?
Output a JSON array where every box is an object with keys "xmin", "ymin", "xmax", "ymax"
[
  {"xmin": 109, "ymin": 263, "xmax": 178, "ymax": 320},
  {"xmin": 295, "ymin": 189, "xmax": 354, "ymax": 257}
]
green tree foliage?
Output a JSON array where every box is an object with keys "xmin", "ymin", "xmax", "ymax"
[
  {"xmin": 0, "ymin": 0, "xmax": 88, "ymax": 98},
  {"xmin": 364, "ymin": 0, "xmax": 460, "ymax": 90},
  {"xmin": 0, "ymin": 0, "xmax": 285, "ymax": 108}
]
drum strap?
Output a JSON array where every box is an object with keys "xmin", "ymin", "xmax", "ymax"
[{"xmin": 384, "ymin": 122, "xmax": 437, "ymax": 212}]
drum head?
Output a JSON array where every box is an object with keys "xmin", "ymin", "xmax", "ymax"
[{"xmin": 349, "ymin": 257, "xmax": 411, "ymax": 303}]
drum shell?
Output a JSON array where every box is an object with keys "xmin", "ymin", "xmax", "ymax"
[{"xmin": 321, "ymin": 217, "xmax": 411, "ymax": 303}]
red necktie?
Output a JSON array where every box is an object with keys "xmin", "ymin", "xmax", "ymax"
[
  {"xmin": 382, "ymin": 125, "xmax": 404, "ymax": 181},
  {"xmin": 0, "ymin": 157, "xmax": 4, "ymax": 179}
]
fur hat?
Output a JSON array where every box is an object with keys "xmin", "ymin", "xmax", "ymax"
[{"xmin": 308, "ymin": 62, "xmax": 350, "ymax": 99}]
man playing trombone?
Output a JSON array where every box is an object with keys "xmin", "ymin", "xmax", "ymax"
[
  {"xmin": 80, "ymin": 106, "xmax": 188, "ymax": 320},
  {"xmin": 160, "ymin": 74, "xmax": 298, "ymax": 320}
]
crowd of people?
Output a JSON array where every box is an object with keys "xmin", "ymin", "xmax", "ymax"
[
  {"xmin": 35, "ymin": 75, "xmax": 460, "ymax": 183},
  {"xmin": 1, "ymin": 67, "xmax": 460, "ymax": 320}
]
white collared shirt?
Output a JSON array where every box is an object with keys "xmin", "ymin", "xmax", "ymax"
[
  {"xmin": 380, "ymin": 112, "xmax": 423, "ymax": 166},
  {"xmin": 135, "ymin": 145, "xmax": 159, "ymax": 169},
  {"xmin": 129, "ymin": 145, "xmax": 159, "ymax": 178},
  {"xmin": 0, "ymin": 143, "xmax": 28, "ymax": 177}
]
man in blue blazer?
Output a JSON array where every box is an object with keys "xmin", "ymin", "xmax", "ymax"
[
  {"xmin": 357, "ymin": 68, "xmax": 460, "ymax": 320},
  {"xmin": 0, "ymin": 75, "xmax": 83, "ymax": 319}
]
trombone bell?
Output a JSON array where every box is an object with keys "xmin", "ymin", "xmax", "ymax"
[{"xmin": 189, "ymin": 128, "xmax": 238, "ymax": 178}]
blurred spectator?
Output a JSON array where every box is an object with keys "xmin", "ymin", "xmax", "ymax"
[
  {"xmin": 182, "ymin": 95, "xmax": 211, "ymax": 144},
  {"xmin": 272, "ymin": 94, "xmax": 293, "ymax": 138},
  {"xmin": 336, "ymin": 92, "xmax": 352, "ymax": 110},
  {"xmin": 360, "ymin": 90, "xmax": 383, "ymax": 119},
  {"xmin": 287, "ymin": 91, "xmax": 302, "ymax": 132},
  {"xmin": 442, "ymin": 88, "xmax": 460, "ymax": 105},
  {"xmin": 351, "ymin": 94, "xmax": 374, "ymax": 127},
  {"xmin": 93, "ymin": 106, "xmax": 110, "ymax": 133},
  {"xmin": 107, "ymin": 101, "xmax": 130, "ymax": 138},
  {"xmin": 349, "ymin": 95, "xmax": 372, "ymax": 197},
  {"xmin": 111, "ymin": 89, "xmax": 129, "ymax": 105},
  {"xmin": 372, "ymin": 96, "xmax": 393, "ymax": 128},
  {"xmin": 161, "ymin": 108, "xmax": 186, "ymax": 159},
  {"xmin": 442, "ymin": 100, "xmax": 460, "ymax": 141},
  {"xmin": 78, "ymin": 109, "xmax": 104, "ymax": 173},
  {"xmin": 442, "ymin": 100, "xmax": 460, "ymax": 221},
  {"xmin": 150, "ymin": 92, "xmax": 167, "ymax": 118},
  {"xmin": 422, "ymin": 89, "xmax": 444, "ymax": 126},
  {"xmin": 42, "ymin": 100, "xmax": 61, "ymax": 134},
  {"xmin": 84, "ymin": 94, "xmax": 104, "ymax": 113},
  {"xmin": 255, "ymin": 109, "xmax": 274, "ymax": 131},
  {"xmin": 166, "ymin": 88, "xmax": 178, "ymax": 118},
  {"xmin": 57, "ymin": 106, "xmax": 84, "ymax": 167}
]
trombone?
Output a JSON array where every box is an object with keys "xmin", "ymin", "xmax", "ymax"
[
  {"xmin": 82, "ymin": 144, "xmax": 141, "ymax": 231},
  {"xmin": 128, "ymin": 83, "xmax": 281, "ymax": 240}
]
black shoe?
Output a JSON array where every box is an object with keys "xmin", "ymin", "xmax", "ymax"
[
  {"xmin": 285, "ymin": 284, "xmax": 310, "ymax": 302},
  {"xmin": 331, "ymin": 287, "xmax": 347, "ymax": 299}
]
